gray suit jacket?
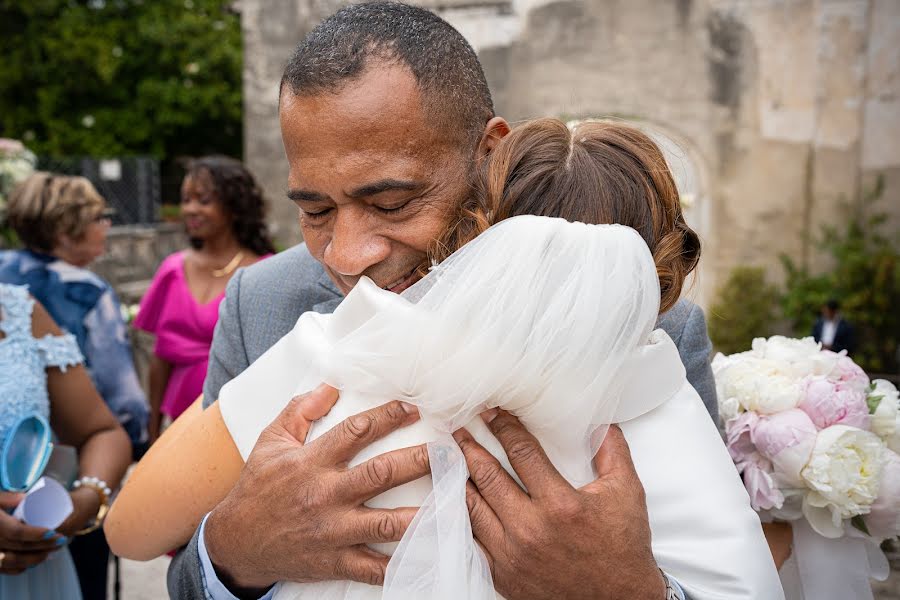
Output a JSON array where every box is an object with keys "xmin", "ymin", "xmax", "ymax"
[{"xmin": 168, "ymin": 243, "xmax": 717, "ymax": 598}]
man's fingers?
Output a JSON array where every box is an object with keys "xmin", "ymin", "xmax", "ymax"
[
  {"xmin": 344, "ymin": 507, "xmax": 419, "ymax": 545},
  {"xmin": 316, "ymin": 401, "xmax": 419, "ymax": 465},
  {"xmin": 299, "ymin": 384, "xmax": 340, "ymax": 421},
  {"xmin": 584, "ymin": 425, "xmax": 640, "ymax": 494},
  {"xmin": 275, "ymin": 383, "xmax": 340, "ymax": 443},
  {"xmin": 465, "ymin": 481, "xmax": 502, "ymax": 546},
  {"xmin": 484, "ymin": 410, "xmax": 571, "ymax": 497},
  {"xmin": 333, "ymin": 545, "xmax": 390, "ymax": 586},
  {"xmin": 453, "ymin": 428, "xmax": 527, "ymax": 518},
  {"xmin": 344, "ymin": 444, "xmax": 430, "ymax": 502}
]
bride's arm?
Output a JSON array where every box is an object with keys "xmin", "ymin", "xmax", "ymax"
[{"xmin": 104, "ymin": 397, "xmax": 243, "ymax": 560}]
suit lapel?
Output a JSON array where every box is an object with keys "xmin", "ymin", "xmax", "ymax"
[{"xmin": 313, "ymin": 270, "xmax": 344, "ymax": 314}]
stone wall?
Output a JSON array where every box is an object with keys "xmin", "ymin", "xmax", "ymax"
[
  {"xmin": 241, "ymin": 0, "xmax": 900, "ymax": 309},
  {"xmin": 91, "ymin": 223, "xmax": 186, "ymax": 303}
]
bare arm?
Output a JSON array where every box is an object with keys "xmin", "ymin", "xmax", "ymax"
[
  {"xmin": 33, "ymin": 301, "xmax": 132, "ymax": 536},
  {"xmin": 147, "ymin": 355, "xmax": 172, "ymax": 443},
  {"xmin": 105, "ymin": 384, "xmax": 342, "ymax": 561},
  {"xmin": 104, "ymin": 397, "xmax": 242, "ymax": 560}
]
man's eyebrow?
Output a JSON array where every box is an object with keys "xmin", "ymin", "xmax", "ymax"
[
  {"xmin": 347, "ymin": 179, "xmax": 424, "ymax": 198},
  {"xmin": 287, "ymin": 189, "xmax": 329, "ymax": 202}
]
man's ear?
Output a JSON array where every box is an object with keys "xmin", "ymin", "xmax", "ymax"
[{"xmin": 475, "ymin": 117, "xmax": 511, "ymax": 161}]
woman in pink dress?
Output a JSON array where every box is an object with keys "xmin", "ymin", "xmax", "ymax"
[{"xmin": 135, "ymin": 157, "xmax": 275, "ymax": 443}]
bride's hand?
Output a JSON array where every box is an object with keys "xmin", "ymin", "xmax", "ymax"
[{"xmin": 455, "ymin": 414, "xmax": 665, "ymax": 600}]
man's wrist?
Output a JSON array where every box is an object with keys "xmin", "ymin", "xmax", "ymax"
[{"xmin": 205, "ymin": 507, "xmax": 274, "ymax": 597}]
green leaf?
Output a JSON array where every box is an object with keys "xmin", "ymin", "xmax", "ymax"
[
  {"xmin": 867, "ymin": 395, "xmax": 884, "ymax": 414},
  {"xmin": 851, "ymin": 515, "xmax": 871, "ymax": 536}
]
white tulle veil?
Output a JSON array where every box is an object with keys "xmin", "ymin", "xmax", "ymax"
[{"xmin": 222, "ymin": 215, "xmax": 666, "ymax": 599}]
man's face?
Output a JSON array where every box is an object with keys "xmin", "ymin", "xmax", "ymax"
[{"xmin": 280, "ymin": 62, "xmax": 473, "ymax": 295}]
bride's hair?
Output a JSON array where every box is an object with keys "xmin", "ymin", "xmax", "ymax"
[{"xmin": 430, "ymin": 118, "xmax": 701, "ymax": 313}]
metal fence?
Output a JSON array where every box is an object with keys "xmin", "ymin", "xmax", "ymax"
[{"xmin": 37, "ymin": 156, "xmax": 160, "ymax": 226}]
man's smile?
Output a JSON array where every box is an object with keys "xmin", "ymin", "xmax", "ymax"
[{"xmin": 382, "ymin": 266, "xmax": 420, "ymax": 294}]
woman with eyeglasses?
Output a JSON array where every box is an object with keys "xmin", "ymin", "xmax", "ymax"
[
  {"xmin": 0, "ymin": 173, "xmax": 147, "ymax": 599},
  {"xmin": 0, "ymin": 284, "xmax": 131, "ymax": 599}
]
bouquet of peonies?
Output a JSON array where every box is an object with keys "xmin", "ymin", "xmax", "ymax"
[{"xmin": 713, "ymin": 336, "xmax": 900, "ymax": 542}]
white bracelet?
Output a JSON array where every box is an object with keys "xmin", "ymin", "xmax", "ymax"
[{"xmin": 73, "ymin": 476, "xmax": 112, "ymax": 499}]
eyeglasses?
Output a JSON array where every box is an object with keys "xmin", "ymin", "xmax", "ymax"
[{"xmin": 0, "ymin": 414, "xmax": 53, "ymax": 492}]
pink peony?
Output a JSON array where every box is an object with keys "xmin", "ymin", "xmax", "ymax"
[
  {"xmin": 752, "ymin": 408, "xmax": 818, "ymax": 485},
  {"xmin": 726, "ymin": 411, "xmax": 759, "ymax": 464},
  {"xmin": 742, "ymin": 455, "xmax": 784, "ymax": 511},
  {"xmin": 824, "ymin": 351, "xmax": 870, "ymax": 393},
  {"xmin": 726, "ymin": 412, "xmax": 784, "ymax": 510},
  {"xmin": 867, "ymin": 449, "xmax": 900, "ymax": 541},
  {"xmin": 799, "ymin": 376, "xmax": 871, "ymax": 430}
]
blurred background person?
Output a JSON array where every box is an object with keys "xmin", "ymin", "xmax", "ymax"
[
  {"xmin": 812, "ymin": 298, "xmax": 856, "ymax": 355},
  {"xmin": 0, "ymin": 284, "xmax": 131, "ymax": 600},
  {"xmin": 0, "ymin": 173, "xmax": 147, "ymax": 600},
  {"xmin": 134, "ymin": 156, "xmax": 275, "ymax": 443}
]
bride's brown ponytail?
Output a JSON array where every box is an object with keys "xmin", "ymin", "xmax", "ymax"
[{"xmin": 430, "ymin": 118, "xmax": 701, "ymax": 314}]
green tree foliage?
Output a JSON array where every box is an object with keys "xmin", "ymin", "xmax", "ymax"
[
  {"xmin": 708, "ymin": 266, "xmax": 780, "ymax": 355},
  {"xmin": 781, "ymin": 179, "xmax": 900, "ymax": 373},
  {"xmin": 0, "ymin": 0, "xmax": 242, "ymax": 160}
]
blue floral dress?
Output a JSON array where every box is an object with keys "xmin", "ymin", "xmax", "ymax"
[
  {"xmin": 0, "ymin": 249, "xmax": 148, "ymax": 447},
  {"xmin": 0, "ymin": 283, "xmax": 84, "ymax": 600}
]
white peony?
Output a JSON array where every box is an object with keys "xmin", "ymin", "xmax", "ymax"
[
  {"xmin": 889, "ymin": 425, "xmax": 900, "ymax": 455},
  {"xmin": 801, "ymin": 425, "xmax": 885, "ymax": 538},
  {"xmin": 719, "ymin": 396, "xmax": 741, "ymax": 423},
  {"xmin": 870, "ymin": 379, "xmax": 900, "ymax": 440},
  {"xmin": 751, "ymin": 336, "xmax": 821, "ymax": 361},
  {"xmin": 715, "ymin": 356, "xmax": 802, "ymax": 415},
  {"xmin": 750, "ymin": 336, "xmax": 834, "ymax": 378}
]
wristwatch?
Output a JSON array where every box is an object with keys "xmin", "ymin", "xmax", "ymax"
[{"xmin": 660, "ymin": 569, "xmax": 682, "ymax": 600}]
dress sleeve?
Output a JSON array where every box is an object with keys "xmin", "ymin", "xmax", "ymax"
[
  {"xmin": 35, "ymin": 332, "xmax": 84, "ymax": 373},
  {"xmin": 133, "ymin": 253, "xmax": 181, "ymax": 335}
]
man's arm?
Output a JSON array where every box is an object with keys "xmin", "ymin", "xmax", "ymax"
[
  {"xmin": 678, "ymin": 303, "xmax": 718, "ymax": 425},
  {"xmin": 203, "ymin": 269, "xmax": 250, "ymax": 408}
]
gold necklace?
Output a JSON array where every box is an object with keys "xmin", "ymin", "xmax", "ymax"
[{"xmin": 212, "ymin": 251, "xmax": 245, "ymax": 278}]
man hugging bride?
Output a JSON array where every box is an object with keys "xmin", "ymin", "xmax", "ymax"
[{"xmin": 106, "ymin": 3, "xmax": 784, "ymax": 599}]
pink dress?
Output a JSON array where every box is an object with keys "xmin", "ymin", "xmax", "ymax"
[{"xmin": 134, "ymin": 251, "xmax": 268, "ymax": 419}]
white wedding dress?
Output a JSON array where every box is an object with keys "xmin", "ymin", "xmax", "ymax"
[{"xmin": 219, "ymin": 216, "xmax": 784, "ymax": 600}]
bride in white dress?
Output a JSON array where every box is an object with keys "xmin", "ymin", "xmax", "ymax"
[
  {"xmin": 219, "ymin": 119, "xmax": 783, "ymax": 600},
  {"xmin": 109, "ymin": 118, "xmax": 784, "ymax": 599}
]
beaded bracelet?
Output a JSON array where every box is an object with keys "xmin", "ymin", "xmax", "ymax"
[{"xmin": 73, "ymin": 476, "xmax": 112, "ymax": 536}]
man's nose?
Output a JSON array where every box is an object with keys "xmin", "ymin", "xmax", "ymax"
[{"xmin": 322, "ymin": 207, "xmax": 391, "ymax": 277}]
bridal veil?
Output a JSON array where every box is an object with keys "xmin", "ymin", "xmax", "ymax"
[{"xmin": 219, "ymin": 216, "xmax": 784, "ymax": 599}]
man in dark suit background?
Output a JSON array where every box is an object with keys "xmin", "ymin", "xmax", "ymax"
[{"xmin": 812, "ymin": 299, "xmax": 856, "ymax": 354}]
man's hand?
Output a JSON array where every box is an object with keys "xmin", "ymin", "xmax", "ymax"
[
  {"xmin": 0, "ymin": 491, "xmax": 65, "ymax": 575},
  {"xmin": 455, "ymin": 412, "xmax": 665, "ymax": 600},
  {"xmin": 204, "ymin": 385, "xmax": 431, "ymax": 597}
]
